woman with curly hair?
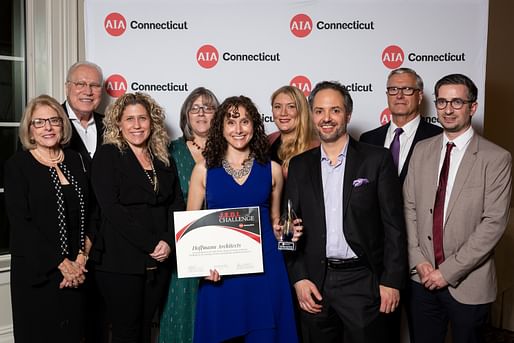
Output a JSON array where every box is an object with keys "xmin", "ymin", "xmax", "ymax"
[
  {"xmin": 268, "ymin": 85, "xmax": 319, "ymax": 176},
  {"xmin": 91, "ymin": 92, "xmax": 185, "ymax": 343},
  {"xmin": 188, "ymin": 95, "xmax": 299, "ymax": 342}
]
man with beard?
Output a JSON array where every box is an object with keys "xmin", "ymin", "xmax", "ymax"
[{"xmin": 283, "ymin": 81, "xmax": 407, "ymax": 343}]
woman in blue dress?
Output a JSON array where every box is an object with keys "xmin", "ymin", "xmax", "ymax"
[{"xmin": 187, "ymin": 95, "xmax": 299, "ymax": 342}]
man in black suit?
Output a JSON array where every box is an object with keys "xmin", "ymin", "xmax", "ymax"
[
  {"xmin": 360, "ymin": 68, "xmax": 442, "ymax": 184},
  {"xmin": 63, "ymin": 61, "xmax": 107, "ymax": 342},
  {"xmin": 360, "ymin": 68, "xmax": 442, "ymax": 343},
  {"xmin": 284, "ymin": 81, "xmax": 407, "ymax": 342},
  {"xmin": 63, "ymin": 61, "xmax": 105, "ymax": 164}
]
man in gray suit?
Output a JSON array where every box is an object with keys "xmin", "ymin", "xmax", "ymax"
[{"xmin": 404, "ymin": 74, "xmax": 512, "ymax": 343}]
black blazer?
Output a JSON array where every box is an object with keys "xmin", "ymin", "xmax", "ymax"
[
  {"xmin": 4, "ymin": 149, "xmax": 91, "ymax": 285},
  {"xmin": 284, "ymin": 137, "xmax": 407, "ymax": 290},
  {"xmin": 62, "ymin": 102, "xmax": 105, "ymax": 165},
  {"xmin": 359, "ymin": 119, "xmax": 442, "ymax": 184},
  {"xmin": 91, "ymin": 144, "xmax": 185, "ymax": 274}
]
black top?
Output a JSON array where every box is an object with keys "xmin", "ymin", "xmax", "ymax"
[
  {"xmin": 4, "ymin": 149, "xmax": 91, "ymax": 285},
  {"xmin": 91, "ymin": 144, "xmax": 185, "ymax": 274}
]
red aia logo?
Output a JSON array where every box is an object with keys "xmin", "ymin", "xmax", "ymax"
[
  {"xmin": 104, "ymin": 13, "xmax": 127, "ymax": 37},
  {"xmin": 380, "ymin": 108, "xmax": 392, "ymax": 125},
  {"xmin": 382, "ymin": 45, "xmax": 404, "ymax": 69},
  {"xmin": 290, "ymin": 75, "xmax": 312, "ymax": 97},
  {"xmin": 105, "ymin": 74, "xmax": 127, "ymax": 98},
  {"xmin": 197, "ymin": 45, "xmax": 219, "ymax": 69},
  {"xmin": 290, "ymin": 14, "xmax": 313, "ymax": 38}
]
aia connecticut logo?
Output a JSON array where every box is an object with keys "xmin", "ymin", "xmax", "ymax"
[
  {"xmin": 380, "ymin": 108, "xmax": 392, "ymax": 125},
  {"xmin": 290, "ymin": 75, "xmax": 312, "ymax": 97},
  {"xmin": 104, "ymin": 12, "xmax": 127, "ymax": 37},
  {"xmin": 197, "ymin": 44, "xmax": 219, "ymax": 69},
  {"xmin": 290, "ymin": 14, "xmax": 313, "ymax": 38},
  {"xmin": 105, "ymin": 74, "xmax": 128, "ymax": 98},
  {"xmin": 382, "ymin": 45, "xmax": 404, "ymax": 69}
]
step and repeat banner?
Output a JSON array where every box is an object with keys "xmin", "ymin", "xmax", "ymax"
[{"xmin": 85, "ymin": 0, "xmax": 488, "ymax": 138}]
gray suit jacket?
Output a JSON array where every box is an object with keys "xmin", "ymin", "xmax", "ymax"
[{"xmin": 404, "ymin": 133, "xmax": 512, "ymax": 304}]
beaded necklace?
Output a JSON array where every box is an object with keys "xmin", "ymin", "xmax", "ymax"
[{"xmin": 222, "ymin": 156, "xmax": 254, "ymax": 179}]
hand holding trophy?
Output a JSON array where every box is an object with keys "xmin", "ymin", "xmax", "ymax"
[{"xmin": 278, "ymin": 199, "xmax": 300, "ymax": 251}]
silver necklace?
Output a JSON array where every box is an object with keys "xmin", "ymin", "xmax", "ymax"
[{"xmin": 222, "ymin": 156, "xmax": 254, "ymax": 179}]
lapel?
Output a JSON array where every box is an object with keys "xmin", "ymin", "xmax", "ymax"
[
  {"xmin": 94, "ymin": 112, "xmax": 105, "ymax": 147},
  {"xmin": 307, "ymin": 148, "xmax": 328, "ymax": 229},
  {"xmin": 123, "ymin": 147, "xmax": 159, "ymax": 196},
  {"xmin": 376, "ymin": 122, "xmax": 389, "ymax": 145},
  {"xmin": 399, "ymin": 120, "xmax": 423, "ymax": 182},
  {"xmin": 445, "ymin": 134, "xmax": 479, "ymax": 222},
  {"xmin": 425, "ymin": 135, "xmax": 444, "ymax": 210},
  {"xmin": 342, "ymin": 137, "xmax": 361, "ymax": 217}
]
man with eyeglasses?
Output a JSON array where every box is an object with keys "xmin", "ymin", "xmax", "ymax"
[
  {"xmin": 404, "ymin": 74, "xmax": 512, "ymax": 343},
  {"xmin": 63, "ymin": 61, "xmax": 108, "ymax": 343},
  {"xmin": 360, "ymin": 68, "xmax": 442, "ymax": 343},
  {"xmin": 360, "ymin": 68, "xmax": 442, "ymax": 185},
  {"xmin": 63, "ymin": 61, "xmax": 105, "ymax": 163}
]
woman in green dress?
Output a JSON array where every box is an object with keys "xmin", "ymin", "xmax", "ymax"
[{"xmin": 159, "ymin": 87, "xmax": 219, "ymax": 343}]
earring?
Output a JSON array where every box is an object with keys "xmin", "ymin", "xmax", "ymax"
[{"xmin": 29, "ymin": 137, "xmax": 35, "ymax": 144}]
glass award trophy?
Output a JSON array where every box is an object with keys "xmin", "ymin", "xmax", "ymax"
[{"xmin": 278, "ymin": 199, "xmax": 297, "ymax": 251}]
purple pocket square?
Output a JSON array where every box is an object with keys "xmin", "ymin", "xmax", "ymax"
[{"xmin": 352, "ymin": 178, "xmax": 369, "ymax": 187}]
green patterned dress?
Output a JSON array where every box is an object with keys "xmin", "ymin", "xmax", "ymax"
[{"xmin": 159, "ymin": 137, "xmax": 198, "ymax": 343}]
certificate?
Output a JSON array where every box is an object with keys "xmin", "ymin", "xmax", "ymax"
[{"xmin": 174, "ymin": 207, "xmax": 263, "ymax": 278}]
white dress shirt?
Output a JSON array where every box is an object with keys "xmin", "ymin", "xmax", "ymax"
[
  {"xmin": 66, "ymin": 102, "xmax": 98, "ymax": 157},
  {"xmin": 439, "ymin": 126, "xmax": 474, "ymax": 220},
  {"xmin": 384, "ymin": 115, "xmax": 421, "ymax": 175}
]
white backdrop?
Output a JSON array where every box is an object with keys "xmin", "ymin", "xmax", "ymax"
[{"xmin": 85, "ymin": 0, "xmax": 488, "ymax": 138}]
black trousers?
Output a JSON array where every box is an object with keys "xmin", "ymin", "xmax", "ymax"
[
  {"xmin": 96, "ymin": 266, "xmax": 171, "ymax": 343},
  {"xmin": 408, "ymin": 280, "xmax": 490, "ymax": 343},
  {"xmin": 299, "ymin": 265, "xmax": 385, "ymax": 343}
]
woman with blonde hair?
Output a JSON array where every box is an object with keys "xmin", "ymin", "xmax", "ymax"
[
  {"xmin": 268, "ymin": 86, "xmax": 318, "ymax": 176},
  {"xmin": 91, "ymin": 92, "xmax": 184, "ymax": 343}
]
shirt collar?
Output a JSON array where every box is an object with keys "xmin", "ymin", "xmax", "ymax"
[
  {"xmin": 320, "ymin": 139, "xmax": 349, "ymax": 162},
  {"xmin": 389, "ymin": 115, "xmax": 421, "ymax": 139},
  {"xmin": 66, "ymin": 102, "xmax": 95, "ymax": 125},
  {"xmin": 443, "ymin": 126, "xmax": 474, "ymax": 151}
]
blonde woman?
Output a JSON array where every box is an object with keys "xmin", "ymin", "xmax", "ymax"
[
  {"xmin": 268, "ymin": 85, "xmax": 319, "ymax": 176},
  {"xmin": 91, "ymin": 92, "xmax": 185, "ymax": 343}
]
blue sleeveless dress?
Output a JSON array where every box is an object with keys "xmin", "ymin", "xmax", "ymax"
[{"xmin": 193, "ymin": 161, "xmax": 298, "ymax": 343}]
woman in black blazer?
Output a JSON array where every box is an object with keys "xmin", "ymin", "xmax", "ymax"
[
  {"xmin": 5, "ymin": 95, "xmax": 93, "ymax": 342},
  {"xmin": 91, "ymin": 92, "xmax": 184, "ymax": 343}
]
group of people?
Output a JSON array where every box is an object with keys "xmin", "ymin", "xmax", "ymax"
[{"xmin": 4, "ymin": 61, "xmax": 511, "ymax": 343}]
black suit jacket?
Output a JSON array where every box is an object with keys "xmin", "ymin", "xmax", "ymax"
[
  {"xmin": 5, "ymin": 149, "xmax": 91, "ymax": 285},
  {"xmin": 91, "ymin": 144, "xmax": 185, "ymax": 274},
  {"xmin": 285, "ymin": 137, "xmax": 407, "ymax": 291},
  {"xmin": 359, "ymin": 119, "xmax": 442, "ymax": 184},
  {"xmin": 62, "ymin": 102, "xmax": 105, "ymax": 165}
]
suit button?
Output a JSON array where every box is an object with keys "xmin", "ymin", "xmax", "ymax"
[{"xmin": 321, "ymin": 260, "xmax": 325, "ymax": 264}]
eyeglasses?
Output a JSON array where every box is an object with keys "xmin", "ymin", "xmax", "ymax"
[
  {"xmin": 31, "ymin": 117, "xmax": 63, "ymax": 128},
  {"xmin": 386, "ymin": 87, "xmax": 420, "ymax": 96},
  {"xmin": 68, "ymin": 80, "xmax": 103, "ymax": 92},
  {"xmin": 190, "ymin": 105, "xmax": 216, "ymax": 114},
  {"xmin": 434, "ymin": 98, "xmax": 473, "ymax": 110}
]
